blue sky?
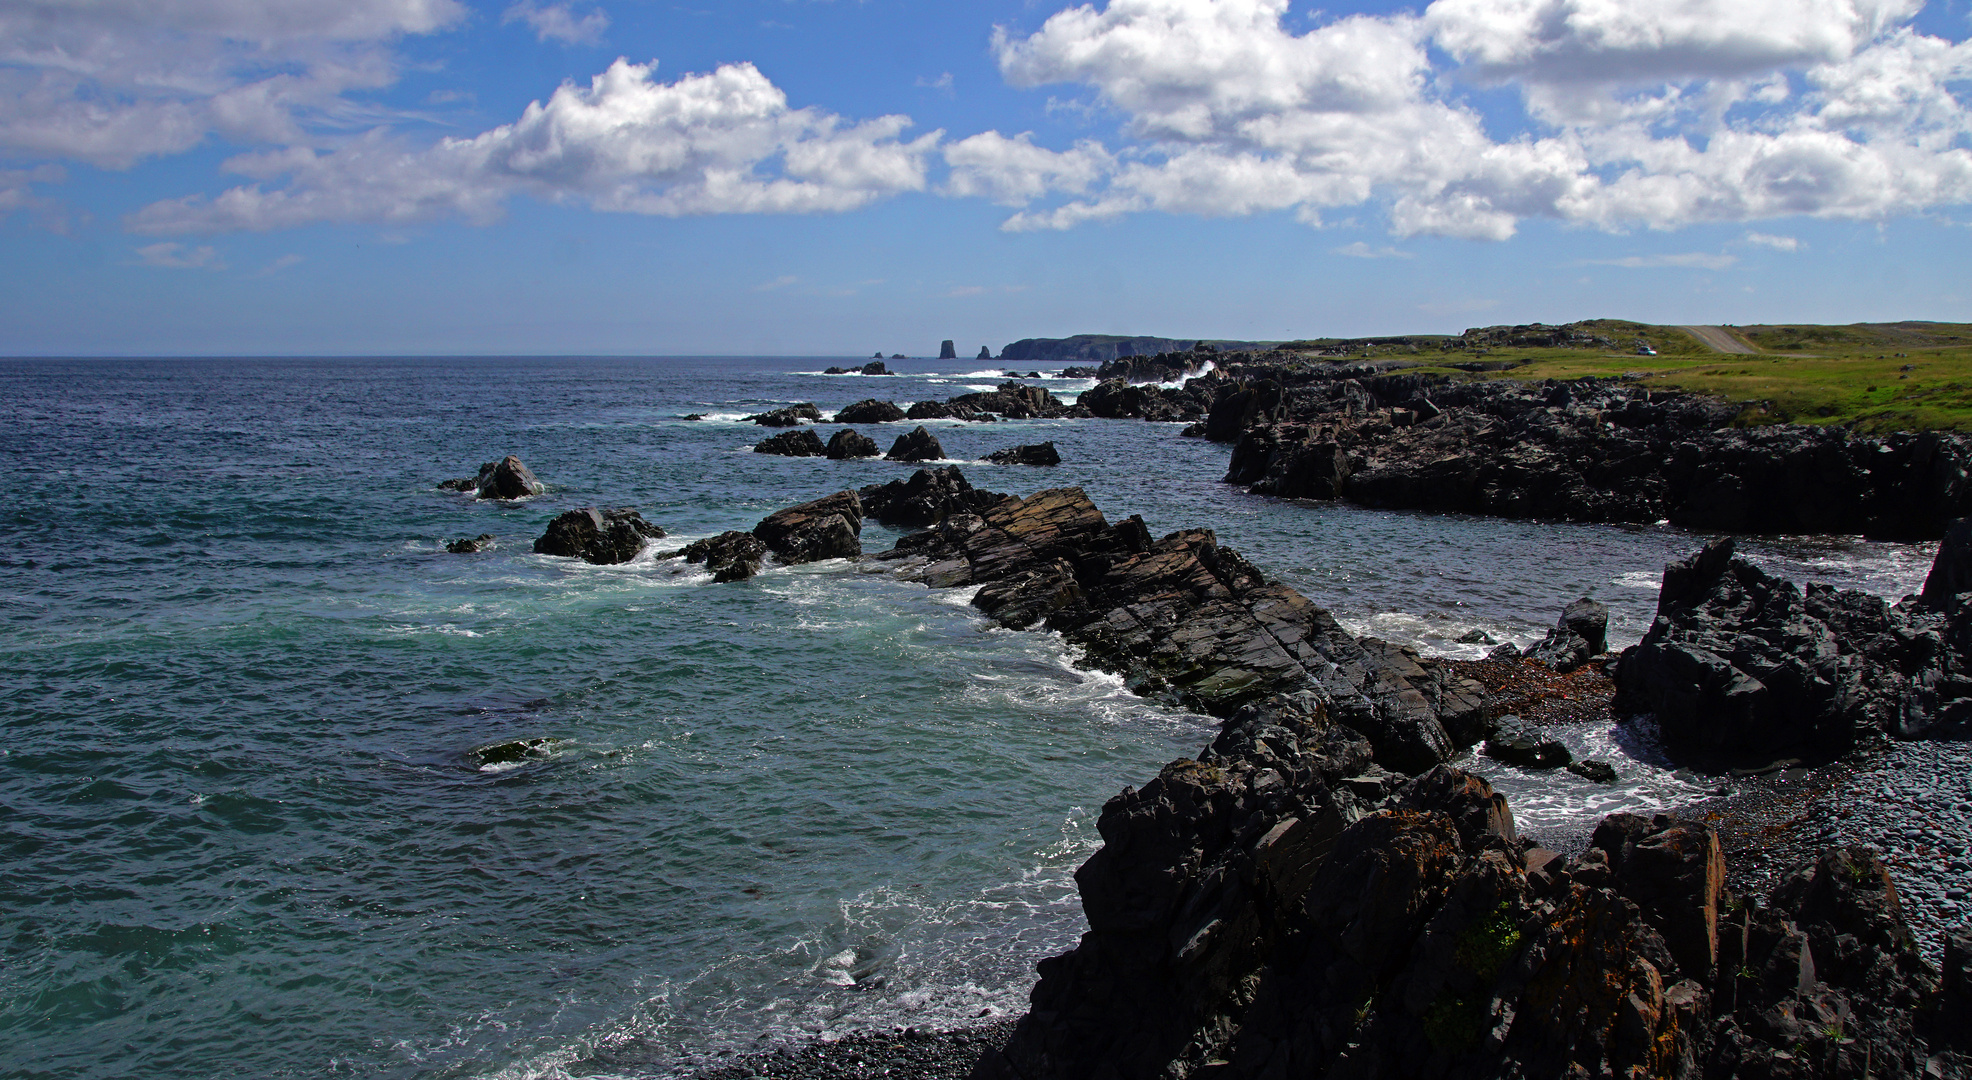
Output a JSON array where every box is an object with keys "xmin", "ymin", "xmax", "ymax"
[{"xmin": 2, "ymin": 0, "xmax": 1970, "ymax": 355}]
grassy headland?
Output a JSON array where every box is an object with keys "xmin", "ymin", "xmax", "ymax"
[{"xmin": 1281, "ymin": 320, "xmax": 1972, "ymax": 433}]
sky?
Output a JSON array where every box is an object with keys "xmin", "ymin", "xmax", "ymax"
[{"xmin": 2, "ymin": 0, "xmax": 1971, "ymax": 356}]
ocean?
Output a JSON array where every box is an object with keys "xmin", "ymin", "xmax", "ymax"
[{"xmin": 0, "ymin": 356, "xmax": 1937, "ymax": 1079}]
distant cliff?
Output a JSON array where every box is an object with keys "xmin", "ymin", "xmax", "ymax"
[{"xmin": 999, "ymin": 334, "xmax": 1276, "ymax": 363}]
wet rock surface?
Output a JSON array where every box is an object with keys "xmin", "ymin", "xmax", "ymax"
[
  {"xmin": 886, "ymin": 426, "xmax": 947, "ymax": 463},
  {"xmin": 441, "ymin": 454, "xmax": 544, "ymax": 500},
  {"xmin": 832, "ymin": 399, "xmax": 907, "ymax": 425},
  {"xmin": 825, "ymin": 429, "xmax": 881, "ymax": 460},
  {"xmin": 445, "ymin": 533, "xmax": 493, "ymax": 554},
  {"xmin": 748, "ymin": 403, "xmax": 824, "ymax": 427},
  {"xmin": 983, "ymin": 442, "xmax": 1060, "ymax": 467},
  {"xmin": 881, "ymin": 487, "xmax": 1487, "ymax": 766},
  {"xmin": 676, "ymin": 531, "xmax": 768, "ymax": 583},
  {"xmin": 532, "ymin": 508, "xmax": 664, "ymax": 565},
  {"xmin": 858, "ymin": 466, "xmax": 1010, "ymax": 529},
  {"xmin": 754, "ymin": 491, "xmax": 863, "ymax": 565},
  {"xmin": 755, "ymin": 429, "xmax": 828, "ymax": 457}
]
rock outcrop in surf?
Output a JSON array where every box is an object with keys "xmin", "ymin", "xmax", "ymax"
[
  {"xmin": 439, "ymin": 454, "xmax": 544, "ymax": 500},
  {"xmin": 533, "ymin": 508, "xmax": 665, "ymax": 564}
]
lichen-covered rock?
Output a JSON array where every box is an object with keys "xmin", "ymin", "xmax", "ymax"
[
  {"xmin": 752, "ymin": 491, "xmax": 862, "ymax": 564},
  {"xmin": 886, "ymin": 426, "xmax": 946, "ymax": 462},
  {"xmin": 533, "ymin": 508, "xmax": 665, "ymax": 565},
  {"xmin": 825, "ymin": 429, "xmax": 881, "ymax": 460},
  {"xmin": 753, "ymin": 429, "xmax": 827, "ymax": 456}
]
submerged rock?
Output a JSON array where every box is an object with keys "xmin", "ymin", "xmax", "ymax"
[
  {"xmin": 445, "ymin": 534, "xmax": 494, "ymax": 554},
  {"xmin": 1483, "ymin": 716, "xmax": 1572, "ymax": 768},
  {"xmin": 468, "ymin": 737, "xmax": 561, "ymax": 770},
  {"xmin": 984, "ymin": 441, "xmax": 1061, "ymax": 466},
  {"xmin": 753, "ymin": 429, "xmax": 827, "ymax": 456},
  {"xmin": 533, "ymin": 508, "xmax": 665, "ymax": 565},
  {"xmin": 1567, "ymin": 758, "xmax": 1619, "ymax": 782},
  {"xmin": 825, "ymin": 429, "xmax": 881, "ymax": 460},
  {"xmin": 678, "ymin": 531, "xmax": 767, "ymax": 583},
  {"xmin": 753, "ymin": 490, "xmax": 862, "ymax": 564},
  {"xmin": 886, "ymin": 426, "xmax": 946, "ymax": 462}
]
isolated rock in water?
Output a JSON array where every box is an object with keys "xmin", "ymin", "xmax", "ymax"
[
  {"xmin": 823, "ymin": 366, "xmax": 851, "ymax": 375},
  {"xmin": 862, "ymin": 361, "xmax": 890, "ymax": 375},
  {"xmin": 1484, "ymin": 716, "xmax": 1573, "ymax": 768},
  {"xmin": 1613, "ymin": 536, "xmax": 1971, "ymax": 764},
  {"xmin": 832, "ymin": 398, "xmax": 906, "ymax": 424},
  {"xmin": 948, "ymin": 382, "xmax": 1068, "ymax": 420},
  {"xmin": 1923, "ymin": 516, "xmax": 1972, "ymax": 604},
  {"xmin": 938, "ymin": 340, "xmax": 957, "ymax": 360},
  {"xmin": 857, "ymin": 466, "xmax": 1009, "ymax": 529},
  {"xmin": 1526, "ymin": 601, "xmax": 1600, "ymax": 673},
  {"xmin": 825, "ymin": 429, "xmax": 881, "ymax": 460},
  {"xmin": 906, "ymin": 399, "xmax": 994, "ymax": 423},
  {"xmin": 1567, "ymin": 758, "xmax": 1618, "ymax": 782},
  {"xmin": 746, "ymin": 403, "xmax": 822, "ymax": 427},
  {"xmin": 977, "ymin": 346, "xmax": 992, "ymax": 360},
  {"xmin": 681, "ymin": 413, "xmax": 706, "ymax": 421},
  {"xmin": 445, "ymin": 534, "xmax": 494, "ymax": 554},
  {"xmin": 984, "ymin": 441, "xmax": 1061, "ymax": 466},
  {"xmin": 754, "ymin": 429, "xmax": 827, "ymax": 457},
  {"xmin": 679, "ymin": 531, "xmax": 767, "ymax": 583},
  {"xmin": 444, "ymin": 455, "xmax": 543, "ymax": 500},
  {"xmin": 753, "ymin": 490, "xmax": 863, "ymax": 564},
  {"xmin": 533, "ymin": 508, "xmax": 665, "ymax": 565},
  {"xmin": 886, "ymin": 425, "xmax": 945, "ymax": 462}
]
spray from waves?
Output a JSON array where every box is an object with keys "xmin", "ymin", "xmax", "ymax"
[
  {"xmin": 1460, "ymin": 715, "xmax": 1712, "ymax": 855},
  {"xmin": 1335, "ymin": 611, "xmax": 1541, "ymax": 659},
  {"xmin": 1151, "ymin": 360, "xmax": 1214, "ymax": 389}
]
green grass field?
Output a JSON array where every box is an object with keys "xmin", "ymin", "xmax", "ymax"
[{"xmin": 1301, "ymin": 321, "xmax": 1972, "ymax": 433}]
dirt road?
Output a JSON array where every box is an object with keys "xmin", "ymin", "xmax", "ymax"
[{"xmin": 1678, "ymin": 325, "xmax": 1757, "ymax": 354}]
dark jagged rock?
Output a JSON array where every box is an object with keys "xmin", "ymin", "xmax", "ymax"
[
  {"xmin": 978, "ymin": 346, "xmax": 993, "ymax": 360},
  {"xmin": 1567, "ymin": 758, "xmax": 1619, "ymax": 782},
  {"xmin": 753, "ymin": 429, "xmax": 827, "ymax": 456},
  {"xmin": 681, "ymin": 413, "xmax": 706, "ymax": 421},
  {"xmin": 825, "ymin": 429, "xmax": 880, "ymax": 460},
  {"xmin": 866, "ymin": 361, "xmax": 893, "ymax": 374},
  {"xmin": 984, "ymin": 442, "xmax": 1060, "ymax": 467},
  {"xmin": 823, "ymin": 366, "xmax": 852, "ymax": 375},
  {"xmin": 886, "ymin": 426, "xmax": 946, "ymax": 462},
  {"xmin": 939, "ymin": 340, "xmax": 957, "ymax": 360},
  {"xmin": 753, "ymin": 491, "xmax": 862, "ymax": 564},
  {"xmin": 1922, "ymin": 516, "xmax": 1972, "ymax": 604},
  {"xmin": 858, "ymin": 466, "xmax": 1010, "ymax": 529},
  {"xmin": 677, "ymin": 531, "xmax": 767, "ymax": 583},
  {"xmin": 1613, "ymin": 537, "xmax": 1972, "ymax": 766},
  {"xmin": 950, "ymin": 382, "xmax": 1069, "ymax": 420},
  {"xmin": 533, "ymin": 508, "xmax": 665, "ymax": 565},
  {"xmin": 975, "ymin": 727, "xmax": 1953, "ymax": 1080},
  {"xmin": 1211, "ymin": 364, "xmax": 1972, "ymax": 540},
  {"xmin": 441, "ymin": 455, "xmax": 545, "ymax": 500},
  {"xmin": 1061, "ymin": 366, "xmax": 1098, "ymax": 379},
  {"xmin": 1078, "ymin": 378, "xmax": 1201, "ymax": 421},
  {"xmin": 881, "ymin": 488, "xmax": 1485, "ymax": 763},
  {"xmin": 746, "ymin": 403, "xmax": 823, "ymax": 427},
  {"xmin": 445, "ymin": 534, "xmax": 494, "ymax": 554},
  {"xmin": 1525, "ymin": 599, "xmax": 1606, "ymax": 673},
  {"xmin": 832, "ymin": 399, "xmax": 906, "ymax": 424},
  {"xmin": 1483, "ymin": 716, "xmax": 1572, "ymax": 768},
  {"xmin": 468, "ymin": 737, "xmax": 560, "ymax": 769}
]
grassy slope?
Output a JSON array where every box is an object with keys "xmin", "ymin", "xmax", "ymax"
[{"xmin": 1317, "ymin": 321, "xmax": 1972, "ymax": 433}]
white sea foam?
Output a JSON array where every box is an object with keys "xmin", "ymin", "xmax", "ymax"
[{"xmin": 1614, "ymin": 570, "xmax": 1663, "ymax": 590}]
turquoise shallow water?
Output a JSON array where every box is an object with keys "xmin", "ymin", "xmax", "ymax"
[{"xmin": 0, "ymin": 358, "xmax": 1936, "ymax": 1078}]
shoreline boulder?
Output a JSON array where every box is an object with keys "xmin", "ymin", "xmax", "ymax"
[{"xmin": 533, "ymin": 508, "xmax": 665, "ymax": 565}]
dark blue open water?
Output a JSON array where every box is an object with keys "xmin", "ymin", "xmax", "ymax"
[{"xmin": 0, "ymin": 357, "xmax": 1936, "ymax": 1079}]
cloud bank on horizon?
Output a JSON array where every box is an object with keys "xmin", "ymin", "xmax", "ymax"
[{"xmin": 3, "ymin": 0, "xmax": 1970, "ymax": 243}]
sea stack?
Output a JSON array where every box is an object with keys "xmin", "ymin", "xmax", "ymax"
[
  {"xmin": 939, "ymin": 340, "xmax": 958, "ymax": 360},
  {"xmin": 977, "ymin": 346, "xmax": 992, "ymax": 360}
]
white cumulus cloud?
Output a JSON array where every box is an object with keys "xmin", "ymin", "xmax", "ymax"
[{"xmin": 127, "ymin": 59, "xmax": 941, "ymax": 233}]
